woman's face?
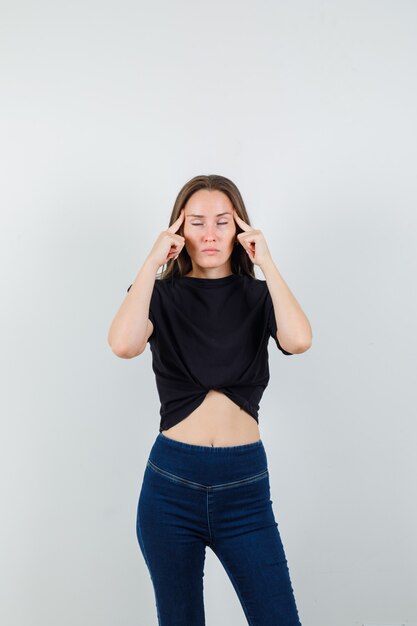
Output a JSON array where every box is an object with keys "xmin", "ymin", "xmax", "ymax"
[{"xmin": 182, "ymin": 189, "xmax": 237, "ymax": 272}]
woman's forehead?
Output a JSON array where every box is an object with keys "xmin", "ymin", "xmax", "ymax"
[{"xmin": 185, "ymin": 190, "xmax": 233, "ymax": 215}]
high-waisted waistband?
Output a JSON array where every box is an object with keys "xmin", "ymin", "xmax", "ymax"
[{"xmin": 148, "ymin": 432, "xmax": 269, "ymax": 486}]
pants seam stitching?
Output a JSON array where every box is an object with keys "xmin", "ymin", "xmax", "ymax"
[{"xmin": 147, "ymin": 459, "xmax": 268, "ymax": 490}]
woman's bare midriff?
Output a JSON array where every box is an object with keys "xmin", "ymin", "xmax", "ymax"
[{"xmin": 161, "ymin": 390, "xmax": 261, "ymax": 447}]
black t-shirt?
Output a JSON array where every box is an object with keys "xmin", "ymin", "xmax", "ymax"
[{"xmin": 127, "ymin": 273, "xmax": 293, "ymax": 432}]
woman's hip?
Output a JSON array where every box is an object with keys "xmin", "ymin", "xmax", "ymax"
[{"xmin": 146, "ymin": 431, "xmax": 269, "ymax": 487}]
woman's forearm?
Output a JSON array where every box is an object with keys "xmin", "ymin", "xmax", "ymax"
[{"xmin": 107, "ymin": 256, "xmax": 160, "ymax": 358}]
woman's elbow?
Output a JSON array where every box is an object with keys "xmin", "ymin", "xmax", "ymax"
[
  {"xmin": 294, "ymin": 342, "xmax": 312, "ymax": 354},
  {"xmin": 294, "ymin": 337, "xmax": 313, "ymax": 354},
  {"xmin": 108, "ymin": 341, "xmax": 146, "ymax": 359}
]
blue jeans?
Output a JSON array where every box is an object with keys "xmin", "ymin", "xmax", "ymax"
[{"xmin": 136, "ymin": 432, "xmax": 303, "ymax": 625}]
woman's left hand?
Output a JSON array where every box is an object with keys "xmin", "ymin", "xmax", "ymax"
[{"xmin": 233, "ymin": 209, "xmax": 273, "ymax": 268}]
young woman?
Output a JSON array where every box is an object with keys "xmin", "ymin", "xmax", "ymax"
[{"xmin": 108, "ymin": 174, "xmax": 312, "ymax": 625}]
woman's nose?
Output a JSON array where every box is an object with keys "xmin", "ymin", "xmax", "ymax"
[{"xmin": 203, "ymin": 225, "xmax": 217, "ymax": 240}]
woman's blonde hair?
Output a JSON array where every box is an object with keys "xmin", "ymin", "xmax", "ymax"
[{"xmin": 158, "ymin": 174, "xmax": 255, "ymax": 280}]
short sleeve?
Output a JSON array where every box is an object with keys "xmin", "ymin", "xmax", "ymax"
[
  {"xmin": 266, "ymin": 289, "xmax": 293, "ymax": 356},
  {"xmin": 126, "ymin": 282, "xmax": 156, "ymax": 340}
]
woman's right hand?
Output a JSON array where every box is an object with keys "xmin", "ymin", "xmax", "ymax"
[{"xmin": 146, "ymin": 209, "xmax": 186, "ymax": 268}]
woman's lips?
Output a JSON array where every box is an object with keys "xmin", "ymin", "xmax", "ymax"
[{"xmin": 202, "ymin": 250, "xmax": 219, "ymax": 254}]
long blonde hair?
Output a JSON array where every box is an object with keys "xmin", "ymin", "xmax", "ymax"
[{"xmin": 158, "ymin": 174, "xmax": 255, "ymax": 280}]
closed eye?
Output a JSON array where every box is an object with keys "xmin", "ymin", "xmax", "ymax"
[{"xmin": 191, "ymin": 221, "xmax": 229, "ymax": 226}]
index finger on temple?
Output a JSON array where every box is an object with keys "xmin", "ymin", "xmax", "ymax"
[
  {"xmin": 167, "ymin": 208, "xmax": 185, "ymax": 233},
  {"xmin": 233, "ymin": 208, "xmax": 251, "ymax": 231}
]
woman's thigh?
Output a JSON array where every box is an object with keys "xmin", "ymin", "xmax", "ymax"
[
  {"xmin": 210, "ymin": 471, "xmax": 303, "ymax": 626},
  {"xmin": 136, "ymin": 462, "xmax": 209, "ymax": 626}
]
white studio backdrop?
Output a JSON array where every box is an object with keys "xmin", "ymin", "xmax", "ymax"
[{"xmin": 1, "ymin": 0, "xmax": 416, "ymax": 625}]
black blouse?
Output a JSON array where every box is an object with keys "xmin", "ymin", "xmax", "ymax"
[{"xmin": 127, "ymin": 273, "xmax": 292, "ymax": 432}]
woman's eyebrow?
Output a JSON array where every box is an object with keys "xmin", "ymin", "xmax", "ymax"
[{"xmin": 187, "ymin": 212, "xmax": 231, "ymax": 218}]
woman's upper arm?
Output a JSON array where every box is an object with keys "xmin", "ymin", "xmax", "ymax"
[{"xmin": 128, "ymin": 319, "xmax": 154, "ymax": 358}]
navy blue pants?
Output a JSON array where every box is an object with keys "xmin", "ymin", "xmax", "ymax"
[{"xmin": 136, "ymin": 432, "xmax": 303, "ymax": 625}]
